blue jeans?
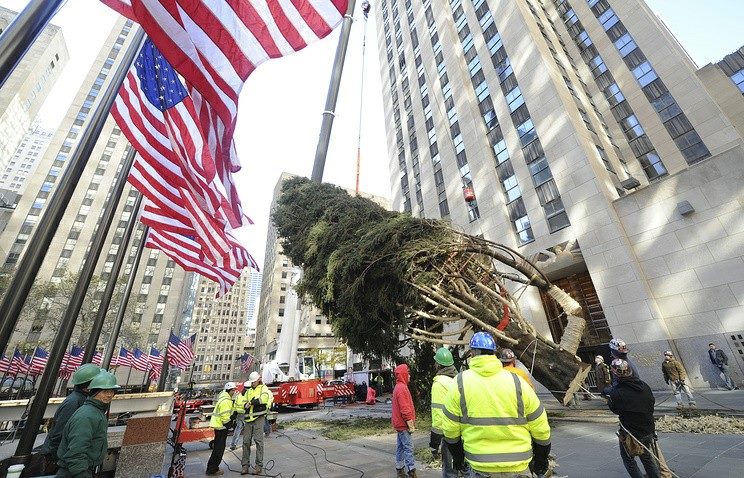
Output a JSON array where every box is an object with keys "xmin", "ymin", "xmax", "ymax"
[
  {"xmin": 230, "ymin": 413, "xmax": 245, "ymax": 447},
  {"xmin": 396, "ymin": 431, "xmax": 415, "ymax": 472},
  {"xmin": 619, "ymin": 435, "xmax": 659, "ymax": 478}
]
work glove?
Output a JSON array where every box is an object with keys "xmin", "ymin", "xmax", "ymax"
[
  {"xmin": 446, "ymin": 439, "xmax": 466, "ymax": 472},
  {"xmin": 250, "ymin": 398, "xmax": 260, "ymax": 406},
  {"xmin": 429, "ymin": 431, "xmax": 443, "ymax": 450},
  {"xmin": 530, "ymin": 441, "xmax": 551, "ymax": 476},
  {"xmin": 406, "ymin": 420, "xmax": 416, "ymax": 433}
]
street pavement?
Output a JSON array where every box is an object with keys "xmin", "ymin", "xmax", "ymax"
[{"xmin": 177, "ymin": 390, "xmax": 744, "ymax": 477}]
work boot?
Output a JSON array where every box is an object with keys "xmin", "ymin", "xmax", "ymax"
[
  {"xmin": 253, "ymin": 465, "xmax": 263, "ymax": 475},
  {"xmin": 240, "ymin": 465, "xmax": 250, "ymax": 475},
  {"xmin": 230, "ymin": 445, "xmax": 237, "ymax": 451},
  {"xmin": 408, "ymin": 469, "xmax": 418, "ymax": 478},
  {"xmin": 396, "ymin": 468, "xmax": 407, "ymax": 478},
  {"xmin": 689, "ymin": 401, "xmax": 697, "ymax": 408},
  {"xmin": 206, "ymin": 470, "xmax": 224, "ymax": 476}
]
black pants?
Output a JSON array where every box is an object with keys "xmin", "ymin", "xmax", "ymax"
[{"xmin": 207, "ymin": 428, "xmax": 229, "ymax": 473}]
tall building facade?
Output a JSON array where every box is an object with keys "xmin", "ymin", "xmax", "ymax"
[
  {"xmin": 0, "ymin": 125, "xmax": 53, "ymax": 194},
  {"xmin": 0, "ymin": 7, "xmax": 68, "ymax": 171},
  {"xmin": 374, "ymin": 0, "xmax": 744, "ymax": 389},
  {"xmin": 0, "ymin": 19, "xmax": 191, "ymax": 356},
  {"xmin": 189, "ymin": 270, "xmax": 250, "ymax": 387},
  {"xmin": 246, "ymin": 271, "xmax": 262, "ymax": 326}
]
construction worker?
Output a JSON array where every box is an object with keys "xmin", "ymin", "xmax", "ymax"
[
  {"xmin": 595, "ymin": 355, "xmax": 611, "ymax": 394},
  {"xmin": 499, "ymin": 348, "xmax": 534, "ymax": 389},
  {"xmin": 429, "ymin": 347, "xmax": 458, "ymax": 477},
  {"xmin": 610, "ymin": 338, "xmax": 640, "ymax": 386},
  {"xmin": 230, "ymin": 384, "xmax": 247, "ymax": 450},
  {"xmin": 441, "ymin": 332, "xmax": 551, "ymax": 478},
  {"xmin": 207, "ymin": 382, "xmax": 238, "ymax": 476},
  {"xmin": 31, "ymin": 364, "xmax": 102, "ymax": 475},
  {"xmin": 661, "ymin": 351, "xmax": 696, "ymax": 409},
  {"xmin": 607, "ymin": 359, "xmax": 668, "ymax": 478},
  {"xmin": 241, "ymin": 371, "xmax": 272, "ymax": 475},
  {"xmin": 55, "ymin": 370, "xmax": 119, "ymax": 477}
]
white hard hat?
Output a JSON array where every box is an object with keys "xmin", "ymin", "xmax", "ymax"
[
  {"xmin": 224, "ymin": 381, "xmax": 237, "ymax": 390},
  {"xmin": 246, "ymin": 371, "xmax": 260, "ymax": 384}
]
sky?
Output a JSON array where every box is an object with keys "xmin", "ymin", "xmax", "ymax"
[{"xmin": 0, "ymin": 0, "xmax": 742, "ymax": 268}]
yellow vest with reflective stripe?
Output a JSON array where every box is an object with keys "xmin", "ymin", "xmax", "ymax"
[
  {"xmin": 233, "ymin": 391, "xmax": 248, "ymax": 413},
  {"xmin": 244, "ymin": 383, "xmax": 273, "ymax": 422},
  {"xmin": 431, "ymin": 374, "xmax": 455, "ymax": 435},
  {"xmin": 209, "ymin": 391, "xmax": 234, "ymax": 429},
  {"xmin": 441, "ymin": 355, "xmax": 551, "ymax": 473}
]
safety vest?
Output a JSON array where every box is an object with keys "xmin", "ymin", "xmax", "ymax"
[
  {"xmin": 441, "ymin": 355, "xmax": 551, "ymax": 473},
  {"xmin": 209, "ymin": 391, "xmax": 234, "ymax": 429},
  {"xmin": 244, "ymin": 383, "xmax": 273, "ymax": 422},
  {"xmin": 431, "ymin": 374, "xmax": 455, "ymax": 435},
  {"xmin": 233, "ymin": 390, "xmax": 248, "ymax": 414}
]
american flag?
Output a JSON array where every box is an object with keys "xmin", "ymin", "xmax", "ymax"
[
  {"xmin": 114, "ymin": 347, "xmax": 133, "ymax": 368},
  {"xmin": 10, "ymin": 350, "xmax": 30, "ymax": 375},
  {"xmin": 132, "ymin": 348, "xmax": 150, "ymax": 372},
  {"xmin": 91, "ymin": 351, "xmax": 103, "ymax": 366},
  {"xmin": 148, "ymin": 346, "xmax": 163, "ymax": 381},
  {"xmin": 0, "ymin": 354, "xmax": 11, "ymax": 374},
  {"xmin": 101, "ymin": 0, "xmax": 348, "ymax": 190},
  {"xmin": 240, "ymin": 353, "xmax": 255, "ymax": 373},
  {"xmin": 61, "ymin": 345, "xmax": 85, "ymax": 373},
  {"xmin": 29, "ymin": 348, "xmax": 49, "ymax": 376},
  {"xmin": 166, "ymin": 332, "xmax": 196, "ymax": 370}
]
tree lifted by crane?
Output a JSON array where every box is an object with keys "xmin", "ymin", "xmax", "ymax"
[{"xmin": 273, "ymin": 177, "xmax": 592, "ymax": 405}]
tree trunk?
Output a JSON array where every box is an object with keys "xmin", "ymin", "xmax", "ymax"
[{"xmin": 503, "ymin": 322, "xmax": 590, "ymax": 406}]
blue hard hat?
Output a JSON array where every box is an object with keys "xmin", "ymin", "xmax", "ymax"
[{"xmin": 470, "ymin": 332, "xmax": 496, "ymax": 351}]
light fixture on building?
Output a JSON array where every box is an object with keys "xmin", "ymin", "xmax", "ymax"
[
  {"xmin": 620, "ymin": 177, "xmax": 641, "ymax": 190},
  {"xmin": 677, "ymin": 200, "xmax": 695, "ymax": 217}
]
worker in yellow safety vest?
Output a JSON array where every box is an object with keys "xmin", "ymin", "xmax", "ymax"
[
  {"xmin": 241, "ymin": 371, "xmax": 273, "ymax": 475},
  {"xmin": 430, "ymin": 347, "xmax": 459, "ymax": 477},
  {"xmin": 207, "ymin": 382, "xmax": 238, "ymax": 476},
  {"xmin": 441, "ymin": 332, "xmax": 551, "ymax": 478},
  {"xmin": 230, "ymin": 385, "xmax": 248, "ymax": 450}
]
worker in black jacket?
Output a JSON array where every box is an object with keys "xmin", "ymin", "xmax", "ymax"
[{"xmin": 606, "ymin": 359, "xmax": 663, "ymax": 478}]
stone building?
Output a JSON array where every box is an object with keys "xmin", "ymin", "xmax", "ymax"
[{"xmin": 374, "ymin": 0, "xmax": 743, "ymax": 389}]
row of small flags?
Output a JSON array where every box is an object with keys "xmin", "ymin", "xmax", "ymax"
[{"xmin": 0, "ymin": 332, "xmax": 196, "ymax": 381}]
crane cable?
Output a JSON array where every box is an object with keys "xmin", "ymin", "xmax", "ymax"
[{"xmin": 355, "ymin": 2, "xmax": 371, "ymax": 195}]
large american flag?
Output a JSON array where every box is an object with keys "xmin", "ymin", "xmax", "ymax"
[
  {"xmin": 29, "ymin": 348, "xmax": 49, "ymax": 376},
  {"xmin": 166, "ymin": 332, "xmax": 196, "ymax": 370},
  {"xmin": 114, "ymin": 347, "xmax": 133, "ymax": 368},
  {"xmin": 101, "ymin": 0, "xmax": 348, "ymax": 181},
  {"xmin": 61, "ymin": 345, "xmax": 85, "ymax": 373}
]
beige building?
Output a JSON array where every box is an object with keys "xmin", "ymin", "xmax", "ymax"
[
  {"xmin": 0, "ymin": 125, "xmax": 53, "ymax": 194},
  {"xmin": 189, "ymin": 270, "xmax": 251, "ymax": 387},
  {"xmin": 0, "ymin": 7, "xmax": 68, "ymax": 172},
  {"xmin": 0, "ymin": 19, "xmax": 191, "ymax": 362},
  {"xmin": 374, "ymin": 0, "xmax": 743, "ymax": 390}
]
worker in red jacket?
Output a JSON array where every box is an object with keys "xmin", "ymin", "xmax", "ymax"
[{"xmin": 392, "ymin": 363, "xmax": 417, "ymax": 478}]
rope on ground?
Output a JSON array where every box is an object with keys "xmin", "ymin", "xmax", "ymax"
[
  {"xmin": 225, "ymin": 449, "xmax": 287, "ymax": 478},
  {"xmin": 618, "ymin": 422, "xmax": 681, "ymax": 478},
  {"xmin": 275, "ymin": 430, "xmax": 366, "ymax": 478}
]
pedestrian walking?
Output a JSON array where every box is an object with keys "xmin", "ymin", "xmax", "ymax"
[
  {"xmin": 708, "ymin": 343, "xmax": 738, "ymax": 390},
  {"xmin": 392, "ymin": 363, "xmax": 417, "ymax": 478},
  {"xmin": 429, "ymin": 347, "xmax": 459, "ymax": 478},
  {"xmin": 499, "ymin": 348, "xmax": 534, "ymax": 389},
  {"xmin": 610, "ymin": 339, "xmax": 640, "ymax": 386},
  {"xmin": 206, "ymin": 382, "xmax": 238, "ymax": 476},
  {"xmin": 441, "ymin": 332, "xmax": 551, "ymax": 478},
  {"xmin": 661, "ymin": 351, "xmax": 696, "ymax": 408},
  {"xmin": 595, "ymin": 355, "xmax": 611, "ymax": 394},
  {"xmin": 230, "ymin": 384, "xmax": 247, "ymax": 450},
  {"xmin": 241, "ymin": 372, "xmax": 272, "ymax": 475},
  {"xmin": 29, "ymin": 364, "xmax": 102, "ymax": 475},
  {"xmin": 55, "ymin": 370, "xmax": 119, "ymax": 478},
  {"xmin": 607, "ymin": 359, "xmax": 673, "ymax": 478}
]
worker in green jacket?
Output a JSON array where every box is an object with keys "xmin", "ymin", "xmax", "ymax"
[
  {"xmin": 55, "ymin": 370, "xmax": 119, "ymax": 478},
  {"xmin": 32, "ymin": 364, "xmax": 102, "ymax": 475}
]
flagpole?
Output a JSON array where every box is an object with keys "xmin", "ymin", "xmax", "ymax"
[
  {"xmin": 84, "ymin": 189, "xmax": 142, "ymax": 363},
  {"xmin": 9, "ymin": 29, "xmax": 146, "ymax": 466},
  {"xmin": 0, "ymin": 28, "xmax": 146, "ymax": 359},
  {"xmin": 310, "ymin": 0, "xmax": 358, "ymax": 183},
  {"xmin": 0, "ymin": 0, "xmax": 65, "ymax": 89},
  {"xmin": 102, "ymin": 225, "xmax": 148, "ymax": 369},
  {"xmin": 157, "ymin": 340, "xmax": 170, "ymax": 392},
  {"xmin": 125, "ymin": 363, "xmax": 133, "ymax": 390}
]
